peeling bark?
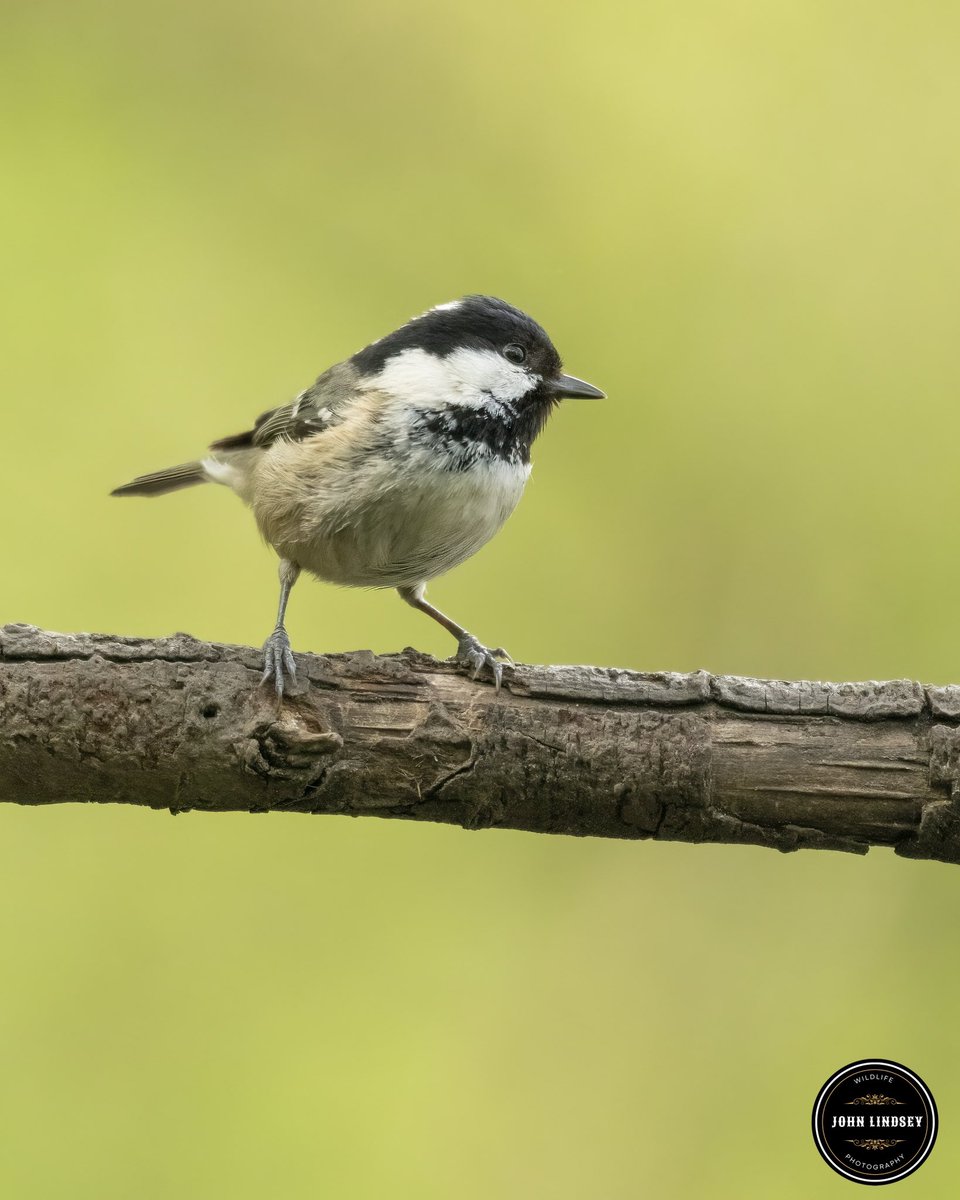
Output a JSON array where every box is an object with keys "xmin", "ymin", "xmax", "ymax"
[{"xmin": 2, "ymin": 623, "xmax": 960, "ymax": 864}]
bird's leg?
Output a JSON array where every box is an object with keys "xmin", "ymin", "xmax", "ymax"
[
  {"xmin": 398, "ymin": 583, "xmax": 512, "ymax": 690},
  {"xmin": 262, "ymin": 558, "xmax": 301, "ymax": 699}
]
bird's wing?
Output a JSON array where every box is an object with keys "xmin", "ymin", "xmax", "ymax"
[{"xmin": 208, "ymin": 362, "xmax": 360, "ymax": 452}]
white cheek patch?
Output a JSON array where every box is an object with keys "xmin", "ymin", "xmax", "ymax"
[
  {"xmin": 445, "ymin": 347, "xmax": 539, "ymax": 404},
  {"xmin": 362, "ymin": 346, "xmax": 539, "ymax": 409},
  {"xmin": 361, "ymin": 348, "xmax": 458, "ymax": 406}
]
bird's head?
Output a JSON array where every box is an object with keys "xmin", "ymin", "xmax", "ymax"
[{"xmin": 351, "ymin": 295, "xmax": 605, "ymax": 414}]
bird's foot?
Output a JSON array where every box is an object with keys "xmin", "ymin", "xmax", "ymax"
[
  {"xmin": 261, "ymin": 626, "xmax": 297, "ymax": 700},
  {"xmin": 455, "ymin": 633, "xmax": 512, "ymax": 691}
]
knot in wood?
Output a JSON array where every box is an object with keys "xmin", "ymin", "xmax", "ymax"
[{"xmin": 240, "ymin": 709, "xmax": 343, "ymax": 781}]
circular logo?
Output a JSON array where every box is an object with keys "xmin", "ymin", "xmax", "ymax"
[{"xmin": 812, "ymin": 1059, "xmax": 937, "ymax": 1184}]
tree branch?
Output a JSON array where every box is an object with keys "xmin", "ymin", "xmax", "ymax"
[{"xmin": 3, "ymin": 623, "xmax": 960, "ymax": 864}]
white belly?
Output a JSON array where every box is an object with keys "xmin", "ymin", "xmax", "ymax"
[{"xmin": 255, "ymin": 451, "xmax": 530, "ymax": 588}]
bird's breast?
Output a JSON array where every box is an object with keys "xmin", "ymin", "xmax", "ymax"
[{"xmin": 251, "ymin": 429, "xmax": 530, "ymax": 588}]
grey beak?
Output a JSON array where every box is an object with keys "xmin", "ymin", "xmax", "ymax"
[{"xmin": 551, "ymin": 372, "xmax": 605, "ymax": 399}]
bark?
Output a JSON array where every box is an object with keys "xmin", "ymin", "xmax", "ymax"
[{"xmin": 2, "ymin": 622, "xmax": 960, "ymax": 865}]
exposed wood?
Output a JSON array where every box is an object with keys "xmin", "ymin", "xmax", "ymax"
[{"xmin": 2, "ymin": 623, "xmax": 959, "ymax": 864}]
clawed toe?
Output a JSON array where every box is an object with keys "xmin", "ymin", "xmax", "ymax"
[
  {"xmin": 261, "ymin": 627, "xmax": 297, "ymax": 699},
  {"xmin": 455, "ymin": 634, "xmax": 512, "ymax": 691}
]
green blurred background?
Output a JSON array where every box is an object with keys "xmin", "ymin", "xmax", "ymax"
[{"xmin": 2, "ymin": 0, "xmax": 959, "ymax": 1195}]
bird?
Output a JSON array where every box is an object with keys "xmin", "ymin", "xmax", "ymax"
[{"xmin": 112, "ymin": 295, "xmax": 604, "ymax": 696}]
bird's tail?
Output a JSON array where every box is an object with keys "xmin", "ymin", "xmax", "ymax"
[{"xmin": 110, "ymin": 461, "xmax": 208, "ymax": 498}]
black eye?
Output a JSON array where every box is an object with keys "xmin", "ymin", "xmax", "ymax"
[{"xmin": 503, "ymin": 343, "xmax": 526, "ymax": 364}]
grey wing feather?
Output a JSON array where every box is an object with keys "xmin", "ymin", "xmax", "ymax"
[{"xmin": 208, "ymin": 362, "xmax": 360, "ymax": 452}]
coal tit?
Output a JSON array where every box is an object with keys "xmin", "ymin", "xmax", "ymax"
[{"xmin": 112, "ymin": 295, "xmax": 604, "ymax": 695}]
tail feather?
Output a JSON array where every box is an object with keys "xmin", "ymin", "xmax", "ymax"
[
  {"xmin": 111, "ymin": 461, "xmax": 208, "ymax": 498},
  {"xmin": 208, "ymin": 430, "xmax": 255, "ymax": 451}
]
